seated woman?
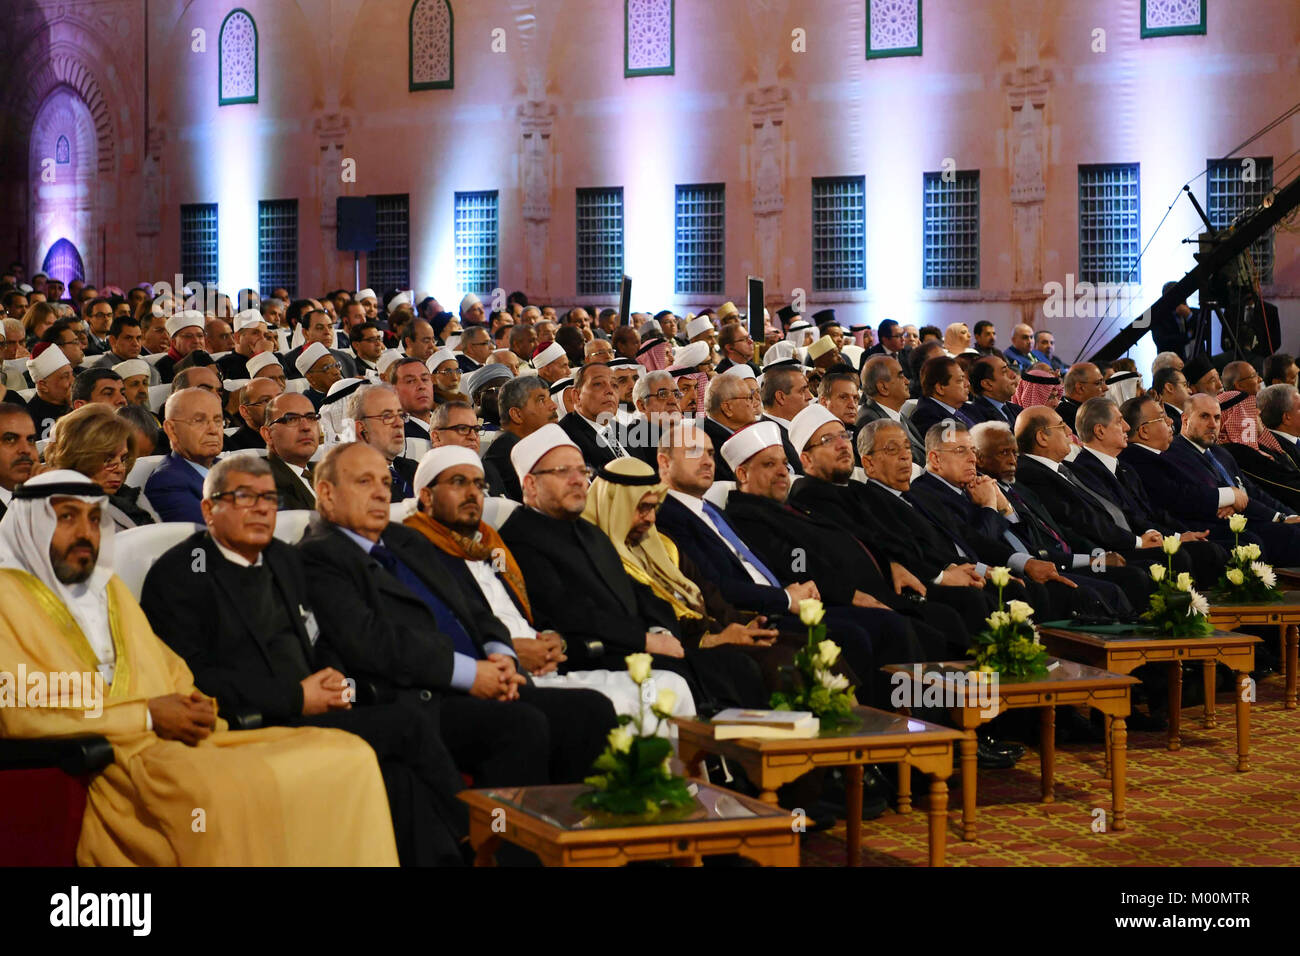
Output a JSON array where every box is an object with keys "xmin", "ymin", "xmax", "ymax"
[{"xmin": 44, "ymin": 403, "xmax": 156, "ymax": 530}]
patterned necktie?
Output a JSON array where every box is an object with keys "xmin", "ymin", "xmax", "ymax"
[
  {"xmin": 1004, "ymin": 483, "xmax": 1070, "ymax": 555},
  {"xmin": 1058, "ymin": 465, "xmax": 1132, "ymax": 533}
]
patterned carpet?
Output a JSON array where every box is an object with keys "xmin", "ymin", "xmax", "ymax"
[{"xmin": 801, "ymin": 672, "xmax": 1300, "ymax": 866}]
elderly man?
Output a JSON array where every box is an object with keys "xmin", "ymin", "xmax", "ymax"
[
  {"xmin": 558, "ymin": 362, "xmax": 629, "ymax": 466},
  {"xmin": 295, "ymin": 342, "xmax": 344, "ymax": 411},
  {"xmin": 24, "ymin": 346, "xmax": 74, "ymax": 437},
  {"xmin": 612, "ymin": 325, "xmax": 641, "ymax": 362},
  {"xmin": 0, "ymin": 469, "xmax": 400, "ymax": 865},
  {"xmin": 621, "ymin": 369, "xmax": 681, "ymax": 468},
  {"xmin": 483, "ymin": 375, "xmax": 556, "ymax": 501},
  {"xmin": 759, "ymin": 364, "xmax": 812, "ymax": 474},
  {"xmin": 70, "ymin": 368, "xmax": 125, "ymax": 410},
  {"xmin": 391, "ymin": 357, "xmax": 435, "ymax": 440},
  {"xmin": 152, "ymin": 310, "xmax": 207, "ymax": 384},
  {"xmin": 530, "ymin": 341, "xmax": 570, "ymax": 386},
  {"xmin": 285, "ymin": 309, "xmax": 357, "ymax": 381},
  {"xmin": 299, "ymin": 441, "xmax": 614, "ymax": 786},
  {"xmin": 965, "ymin": 356, "xmax": 1023, "ymax": 428},
  {"xmin": 487, "ymin": 347, "xmax": 521, "ymax": 377},
  {"xmin": 582, "ymin": 337, "xmax": 615, "ymax": 367},
  {"xmin": 146, "ymin": 388, "xmax": 225, "ymax": 521},
  {"xmin": 1057, "ymin": 362, "xmax": 1108, "ymax": 433},
  {"xmin": 215, "ymin": 309, "xmax": 271, "ymax": 380},
  {"xmin": 459, "ymin": 293, "xmax": 486, "ymax": 328},
  {"xmin": 351, "ymin": 383, "xmax": 419, "ymax": 500},
  {"xmin": 140, "ymin": 454, "xmax": 469, "ymax": 865},
  {"xmin": 1123, "ymin": 393, "xmax": 1300, "ymax": 565},
  {"xmin": 403, "ymin": 445, "xmax": 694, "ymax": 723},
  {"xmin": 508, "ymin": 324, "xmax": 538, "ymax": 367},
  {"xmin": 400, "ymin": 319, "xmax": 438, "ymax": 365},
  {"xmin": 1182, "ymin": 354, "xmax": 1223, "ymax": 397},
  {"xmin": 456, "ymin": 325, "xmax": 494, "ymax": 373},
  {"xmin": 261, "ymin": 392, "xmax": 320, "ymax": 511},
  {"xmin": 701, "ymin": 371, "xmax": 758, "ymax": 481},
  {"xmin": 1221, "ymin": 360, "xmax": 1261, "ymax": 396},
  {"xmin": 1260, "ymin": 383, "xmax": 1300, "ymax": 472},
  {"xmin": 204, "ymin": 318, "xmax": 234, "ymax": 355},
  {"xmin": 225, "ymin": 376, "xmax": 282, "ymax": 451},
  {"xmin": 1004, "ymin": 323, "xmax": 1036, "ymax": 372},
  {"xmin": 0, "ymin": 403, "xmax": 35, "ymax": 519},
  {"xmin": 857, "ymin": 354, "xmax": 925, "ymax": 465},
  {"xmin": 93, "ymin": 316, "xmax": 160, "ymax": 384},
  {"xmin": 112, "ymin": 359, "xmax": 152, "ymax": 410}
]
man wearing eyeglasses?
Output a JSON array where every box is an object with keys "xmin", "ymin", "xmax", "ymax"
[
  {"xmin": 296, "ymin": 342, "xmax": 344, "ymax": 411},
  {"xmin": 456, "ymin": 325, "xmax": 494, "ymax": 373},
  {"xmin": 146, "ymin": 388, "xmax": 227, "ymax": 521},
  {"xmin": 1057, "ymin": 362, "xmax": 1108, "ymax": 434},
  {"xmin": 429, "ymin": 401, "xmax": 482, "ymax": 454},
  {"xmin": 81, "ymin": 296, "xmax": 114, "ymax": 355},
  {"xmin": 262, "ymin": 392, "xmax": 321, "ymax": 511},
  {"xmin": 351, "ymin": 384, "xmax": 418, "ymax": 501},
  {"xmin": 349, "ymin": 320, "xmax": 387, "ymax": 378},
  {"xmin": 225, "ymin": 377, "xmax": 283, "ymax": 452},
  {"xmin": 700, "ymin": 371, "xmax": 758, "ymax": 482},
  {"xmin": 152, "ymin": 311, "xmax": 208, "ymax": 385},
  {"xmin": 141, "ymin": 453, "xmax": 472, "ymax": 865},
  {"xmin": 714, "ymin": 324, "xmax": 758, "ymax": 376}
]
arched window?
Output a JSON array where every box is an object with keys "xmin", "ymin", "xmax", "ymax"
[
  {"xmin": 410, "ymin": 0, "xmax": 453, "ymax": 91},
  {"xmin": 219, "ymin": 8, "xmax": 259, "ymax": 105},
  {"xmin": 625, "ymin": 0, "xmax": 674, "ymax": 77},
  {"xmin": 42, "ymin": 238, "xmax": 86, "ymax": 286},
  {"xmin": 55, "ymin": 135, "xmax": 70, "ymax": 165}
]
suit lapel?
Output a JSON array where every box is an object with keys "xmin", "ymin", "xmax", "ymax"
[{"xmin": 206, "ymin": 538, "xmax": 283, "ymax": 672}]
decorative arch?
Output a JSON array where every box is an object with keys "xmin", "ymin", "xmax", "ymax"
[
  {"xmin": 409, "ymin": 0, "xmax": 453, "ymax": 91},
  {"xmin": 41, "ymin": 238, "xmax": 86, "ymax": 286},
  {"xmin": 11, "ymin": 50, "xmax": 117, "ymax": 174},
  {"xmin": 219, "ymin": 8, "xmax": 259, "ymax": 105},
  {"xmin": 55, "ymin": 135, "xmax": 70, "ymax": 164}
]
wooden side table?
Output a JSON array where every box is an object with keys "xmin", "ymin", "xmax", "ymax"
[
  {"xmin": 674, "ymin": 707, "xmax": 961, "ymax": 866},
  {"xmin": 1208, "ymin": 592, "xmax": 1300, "ymax": 710}
]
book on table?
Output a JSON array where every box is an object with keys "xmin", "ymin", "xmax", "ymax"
[{"xmin": 711, "ymin": 709, "xmax": 820, "ymax": 740}]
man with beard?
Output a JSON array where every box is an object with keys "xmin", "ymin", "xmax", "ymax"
[
  {"xmin": 0, "ymin": 403, "xmax": 36, "ymax": 519},
  {"xmin": 483, "ymin": 375, "xmax": 557, "ymax": 501}
]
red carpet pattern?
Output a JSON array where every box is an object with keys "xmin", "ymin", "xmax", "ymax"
[{"xmin": 802, "ymin": 674, "xmax": 1300, "ymax": 866}]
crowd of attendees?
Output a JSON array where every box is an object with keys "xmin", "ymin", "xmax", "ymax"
[{"xmin": 1, "ymin": 258, "xmax": 1294, "ymax": 864}]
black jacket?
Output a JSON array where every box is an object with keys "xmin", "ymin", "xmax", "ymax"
[
  {"xmin": 965, "ymin": 395, "xmax": 1022, "ymax": 429},
  {"xmin": 558, "ymin": 412, "xmax": 621, "ymax": 469},
  {"xmin": 758, "ymin": 414, "xmax": 803, "ymax": 474},
  {"xmin": 224, "ymin": 423, "xmax": 265, "ymax": 452},
  {"xmin": 855, "ymin": 400, "xmax": 926, "ymax": 465},
  {"xmin": 907, "ymin": 472, "xmax": 1018, "ymax": 567},
  {"xmin": 141, "ymin": 532, "xmax": 317, "ymax": 723},
  {"xmin": 482, "ymin": 430, "xmax": 522, "ymax": 500},
  {"xmin": 269, "ymin": 454, "xmax": 317, "ymax": 511},
  {"xmin": 701, "ymin": 416, "xmax": 738, "ymax": 482},
  {"xmin": 1015, "ymin": 455, "xmax": 1133, "ymax": 553}
]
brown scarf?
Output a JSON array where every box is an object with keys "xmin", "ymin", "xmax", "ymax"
[{"xmin": 403, "ymin": 511, "xmax": 532, "ymax": 624}]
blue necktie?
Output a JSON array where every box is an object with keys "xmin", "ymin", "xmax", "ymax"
[
  {"xmin": 390, "ymin": 465, "xmax": 412, "ymax": 502},
  {"xmin": 700, "ymin": 500, "xmax": 782, "ymax": 587},
  {"xmin": 371, "ymin": 543, "xmax": 482, "ymax": 660},
  {"xmin": 1203, "ymin": 448, "xmax": 1236, "ymax": 487}
]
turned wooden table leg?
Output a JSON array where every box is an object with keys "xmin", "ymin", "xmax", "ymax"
[
  {"xmin": 1110, "ymin": 716, "xmax": 1127, "ymax": 831},
  {"xmin": 960, "ymin": 731, "xmax": 978, "ymax": 841},
  {"xmin": 928, "ymin": 777, "xmax": 949, "ymax": 867},
  {"xmin": 1167, "ymin": 661, "xmax": 1183, "ymax": 751},
  {"xmin": 473, "ymin": 834, "xmax": 501, "ymax": 867},
  {"xmin": 758, "ymin": 789, "xmax": 780, "ymax": 805},
  {"xmin": 1203, "ymin": 661, "xmax": 1217, "ymax": 728},
  {"xmin": 1287, "ymin": 624, "xmax": 1298, "ymax": 711},
  {"xmin": 845, "ymin": 764, "xmax": 863, "ymax": 867},
  {"xmin": 896, "ymin": 762, "xmax": 913, "ymax": 814},
  {"xmin": 1040, "ymin": 706, "xmax": 1056, "ymax": 803},
  {"xmin": 1235, "ymin": 671, "xmax": 1252, "ymax": 772},
  {"xmin": 1103, "ymin": 713, "xmax": 1112, "ymax": 779}
]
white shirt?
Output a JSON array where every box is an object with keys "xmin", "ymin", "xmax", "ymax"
[
  {"xmin": 1035, "ymin": 452, "xmax": 1144, "ymax": 546},
  {"xmin": 0, "ymin": 485, "xmax": 12, "ymax": 508},
  {"xmin": 1271, "ymin": 429, "xmax": 1299, "ymax": 446},
  {"xmin": 877, "ymin": 403, "xmax": 903, "ymax": 423},
  {"xmin": 466, "ymin": 558, "xmax": 536, "ymax": 641},
  {"xmin": 665, "ymin": 489, "xmax": 776, "ymax": 591},
  {"xmin": 1083, "ymin": 446, "xmax": 1120, "ymax": 475},
  {"xmin": 1025, "ymin": 454, "xmax": 1061, "ymax": 473},
  {"xmin": 66, "ymin": 581, "xmax": 114, "ymax": 684},
  {"xmin": 213, "ymin": 540, "xmax": 264, "ymax": 568}
]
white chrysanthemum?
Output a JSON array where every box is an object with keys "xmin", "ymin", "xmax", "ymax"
[
  {"xmin": 818, "ymin": 670, "xmax": 849, "ymax": 693},
  {"xmin": 1251, "ymin": 562, "xmax": 1277, "ymax": 589},
  {"xmin": 1187, "ymin": 589, "xmax": 1209, "ymax": 617}
]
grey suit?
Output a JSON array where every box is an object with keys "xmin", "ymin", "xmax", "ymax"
[{"xmin": 855, "ymin": 399, "xmax": 925, "ymax": 465}]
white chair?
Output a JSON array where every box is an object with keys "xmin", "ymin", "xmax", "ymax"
[
  {"xmin": 124, "ymin": 454, "xmax": 165, "ymax": 490},
  {"xmin": 900, "ymin": 398, "xmax": 918, "ymax": 420},
  {"xmin": 276, "ymin": 329, "xmax": 291, "ymax": 352},
  {"xmin": 481, "ymin": 496, "xmax": 519, "ymax": 530},
  {"xmin": 114, "ymin": 522, "xmax": 204, "ymax": 600},
  {"xmin": 148, "ymin": 384, "xmax": 171, "ymax": 413},
  {"xmin": 36, "ymin": 438, "xmax": 50, "ymax": 459},
  {"xmin": 390, "ymin": 499, "xmax": 418, "ymax": 523},
  {"xmin": 404, "ymin": 437, "xmax": 432, "ymax": 460},
  {"xmin": 17, "ymin": 388, "xmax": 35, "ymax": 402},
  {"xmin": 703, "ymin": 480, "xmax": 735, "ymax": 511},
  {"xmin": 272, "ymin": 509, "xmax": 315, "ymax": 544},
  {"xmin": 142, "ymin": 353, "xmax": 168, "ymax": 367},
  {"xmin": 224, "ymin": 426, "xmax": 239, "ymax": 436},
  {"xmin": 285, "ymin": 379, "xmax": 308, "ymax": 395}
]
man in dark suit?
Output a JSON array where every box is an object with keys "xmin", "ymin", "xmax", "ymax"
[
  {"xmin": 483, "ymin": 374, "xmax": 556, "ymax": 501},
  {"xmin": 1152, "ymin": 365, "xmax": 1188, "ymax": 435},
  {"xmin": 557, "ymin": 362, "xmax": 630, "ymax": 467},
  {"xmin": 224, "ymin": 378, "xmax": 280, "ymax": 452},
  {"xmin": 1259, "ymin": 383, "xmax": 1300, "ymax": 473},
  {"xmin": 145, "ymin": 388, "xmax": 225, "ymax": 522},
  {"xmin": 910, "ymin": 355, "xmax": 977, "ymax": 439},
  {"xmin": 141, "ymin": 454, "xmax": 469, "ymax": 865},
  {"xmin": 0, "ymin": 403, "xmax": 36, "ymax": 520},
  {"xmin": 1140, "ymin": 393, "xmax": 1300, "ymax": 565},
  {"xmin": 856, "ymin": 354, "xmax": 926, "ymax": 466},
  {"xmin": 352, "ymin": 383, "xmax": 419, "ymax": 502},
  {"xmin": 298, "ymin": 441, "xmax": 615, "ymax": 787},
  {"xmin": 701, "ymin": 371, "xmax": 759, "ymax": 482},
  {"xmin": 714, "ymin": 323, "xmax": 759, "ymax": 375},
  {"xmin": 759, "ymin": 364, "xmax": 812, "ymax": 474},
  {"xmin": 1057, "ymin": 362, "xmax": 1108, "ymax": 434},
  {"xmin": 498, "ymin": 424, "xmax": 764, "ymax": 712},
  {"xmin": 965, "ymin": 355, "xmax": 1023, "ymax": 429},
  {"xmin": 861, "ymin": 318, "xmax": 908, "ymax": 364},
  {"xmin": 262, "ymin": 392, "xmax": 319, "ymax": 511}
]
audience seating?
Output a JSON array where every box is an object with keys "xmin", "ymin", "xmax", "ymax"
[
  {"xmin": 271, "ymin": 509, "xmax": 314, "ymax": 545},
  {"xmin": 404, "ymin": 437, "xmax": 432, "ymax": 459},
  {"xmin": 703, "ymin": 480, "xmax": 735, "ymax": 510},
  {"xmin": 124, "ymin": 454, "xmax": 166, "ymax": 490},
  {"xmin": 148, "ymin": 384, "xmax": 171, "ymax": 411},
  {"xmin": 115, "ymin": 522, "xmax": 204, "ymax": 599},
  {"xmin": 481, "ymin": 496, "xmax": 519, "ymax": 530}
]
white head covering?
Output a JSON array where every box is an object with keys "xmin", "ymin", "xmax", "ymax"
[
  {"xmin": 788, "ymin": 403, "xmax": 841, "ymax": 454},
  {"xmin": 785, "ymin": 321, "xmax": 819, "ymax": 346},
  {"xmin": 0, "ymin": 471, "xmax": 116, "ymax": 664},
  {"xmin": 356, "ymin": 288, "xmax": 378, "ymax": 304},
  {"xmin": 532, "ymin": 342, "xmax": 566, "ymax": 370},
  {"xmin": 722, "ymin": 363, "xmax": 757, "ymax": 381},
  {"xmin": 28, "ymin": 346, "xmax": 70, "ymax": 381},
  {"xmin": 667, "ymin": 341, "xmax": 711, "ymax": 373},
  {"xmin": 459, "ymin": 293, "xmax": 481, "ymax": 315},
  {"xmin": 165, "ymin": 310, "xmax": 205, "ymax": 337},
  {"xmin": 376, "ymin": 349, "xmax": 405, "ymax": 377},
  {"xmin": 112, "ymin": 359, "xmax": 150, "ymax": 381},
  {"xmin": 510, "ymin": 423, "xmax": 580, "ymax": 487},
  {"xmin": 320, "ymin": 378, "xmax": 363, "ymax": 443},
  {"xmin": 388, "ymin": 290, "xmax": 413, "ymax": 311},
  {"xmin": 761, "ymin": 341, "xmax": 798, "ymax": 369},
  {"xmin": 686, "ymin": 317, "xmax": 714, "ymax": 340},
  {"xmin": 426, "ymin": 348, "xmax": 457, "ymax": 373},
  {"xmin": 247, "ymin": 351, "xmax": 282, "ymax": 377},
  {"xmin": 233, "ymin": 309, "xmax": 266, "ymax": 332},
  {"xmin": 295, "ymin": 342, "xmax": 332, "ymax": 377},
  {"xmin": 413, "ymin": 446, "xmax": 483, "ymax": 493},
  {"xmin": 720, "ymin": 421, "xmax": 783, "ymax": 472}
]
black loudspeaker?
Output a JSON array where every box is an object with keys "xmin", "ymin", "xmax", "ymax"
[{"xmin": 337, "ymin": 197, "xmax": 377, "ymax": 252}]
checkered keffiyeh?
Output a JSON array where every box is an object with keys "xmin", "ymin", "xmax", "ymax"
[
  {"xmin": 1218, "ymin": 389, "xmax": 1284, "ymax": 454},
  {"xmin": 1013, "ymin": 367, "xmax": 1062, "ymax": 409}
]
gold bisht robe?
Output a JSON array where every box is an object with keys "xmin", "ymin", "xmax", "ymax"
[{"xmin": 0, "ymin": 569, "xmax": 399, "ymax": 866}]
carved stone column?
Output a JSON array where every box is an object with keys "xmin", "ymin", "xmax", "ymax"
[
  {"xmin": 1004, "ymin": 64, "xmax": 1051, "ymax": 327},
  {"xmin": 746, "ymin": 85, "xmax": 789, "ymax": 297},
  {"xmin": 314, "ymin": 112, "xmax": 351, "ymax": 288},
  {"xmin": 518, "ymin": 99, "xmax": 555, "ymax": 298}
]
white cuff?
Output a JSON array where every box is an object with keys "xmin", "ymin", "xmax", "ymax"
[{"xmin": 1216, "ymin": 487, "xmax": 1235, "ymax": 508}]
